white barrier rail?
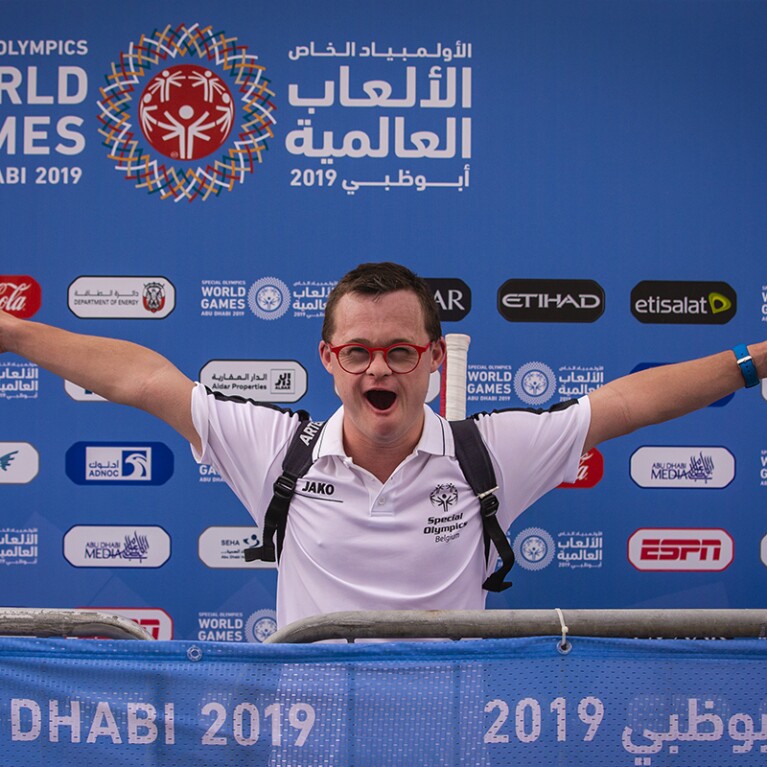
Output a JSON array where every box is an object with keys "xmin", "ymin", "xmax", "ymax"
[
  {"xmin": 0, "ymin": 608, "xmax": 154, "ymax": 640},
  {"xmin": 265, "ymin": 608, "xmax": 767, "ymax": 643}
]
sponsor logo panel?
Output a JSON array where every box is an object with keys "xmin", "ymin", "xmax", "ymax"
[
  {"xmin": 197, "ymin": 609, "xmax": 277, "ymax": 643},
  {"xmin": 68, "ymin": 276, "xmax": 175, "ymax": 319},
  {"xmin": 424, "ymin": 278, "xmax": 471, "ymax": 322},
  {"xmin": 0, "ymin": 528, "xmax": 38, "ymax": 566},
  {"xmin": 630, "ymin": 446, "xmax": 735, "ymax": 488},
  {"xmin": 558, "ymin": 449, "xmax": 604, "ymax": 489},
  {"xmin": 65, "ymin": 442, "xmax": 174, "ymax": 485},
  {"xmin": 0, "ymin": 362, "xmax": 39, "ymax": 400},
  {"xmin": 81, "ymin": 607, "xmax": 174, "ymax": 640},
  {"xmin": 200, "ymin": 360, "xmax": 308, "ymax": 403},
  {"xmin": 201, "ymin": 278, "xmax": 337, "ymax": 321},
  {"xmin": 199, "ymin": 526, "xmax": 276, "ymax": 569},
  {"xmin": 64, "ymin": 525, "xmax": 171, "ymax": 568},
  {"xmin": 0, "ymin": 276, "xmax": 41, "ymax": 318},
  {"xmin": 64, "ymin": 380, "xmax": 107, "ymax": 402},
  {"xmin": 510, "ymin": 527, "xmax": 604, "ymax": 571},
  {"xmin": 0, "ymin": 442, "xmax": 39, "ymax": 484},
  {"xmin": 497, "ymin": 279, "xmax": 605, "ymax": 323},
  {"xmin": 762, "ymin": 535, "xmax": 767, "ymax": 567},
  {"xmin": 761, "ymin": 450, "xmax": 767, "ymax": 487},
  {"xmin": 630, "ymin": 280, "xmax": 736, "ymax": 324},
  {"xmin": 467, "ymin": 361, "xmax": 603, "ymax": 407},
  {"xmin": 628, "ymin": 528, "xmax": 733, "ymax": 571}
]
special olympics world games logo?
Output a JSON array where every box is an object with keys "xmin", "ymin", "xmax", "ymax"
[{"xmin": 97, "ymin": 23, "xmax": 276, "ymax": 202}]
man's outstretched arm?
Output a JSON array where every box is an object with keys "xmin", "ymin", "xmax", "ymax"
[
  {"xmin": 0, "ymin": 309, "xmax": 200, "ymax": 452},
  {"xmin": 585, "ymin": 342, "xmax": 766, "ymax": 451}
]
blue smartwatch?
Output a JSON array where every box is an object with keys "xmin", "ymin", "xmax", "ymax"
[{"xmin": 733, "ymin": 344, "xmax": 759, "ymax": 388}]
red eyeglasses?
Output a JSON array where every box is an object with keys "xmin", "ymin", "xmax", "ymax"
[{"xmin": 328, "ymin": 342, "xmax": 431, "ymax": 374}]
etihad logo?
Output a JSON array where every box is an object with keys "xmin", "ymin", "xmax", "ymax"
[
  {"xmin": 97, "ymin": 23, "xmax": 275, "ymax": 202},
  {"xmin": 0, "ymin": 276, "xmax": 41, "ymax": 318},
  {"xmin": 498, "ymin": 279, "xmax": 604, "ymax": 323},
  {"xmin": 630, "ymin": 446, "xmax": 734, "ymax": 488},
  {"xmin": 631, "ymin": 281, "xmax": 736, "ymax": 324},
  {"xmin": 628, "ymin": 528, "xmax": 733, "ymax": 571}
]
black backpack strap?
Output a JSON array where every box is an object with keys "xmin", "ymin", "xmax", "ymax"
[
  {"xmin": 244, "ymin": 418, "xmax": 326, "ymax": 564},
  {"xmin": 449, "ymin": 418, "xmax": 514, "ymax": 593}
]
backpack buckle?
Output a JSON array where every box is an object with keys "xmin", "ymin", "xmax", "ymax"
[
  {"xmin": 273, "ymin": 473, "xmax": 297, "ymax": 499},
  {"xmin": 477, "ymin": 487, "xmax": 499, "ymax": 518}
]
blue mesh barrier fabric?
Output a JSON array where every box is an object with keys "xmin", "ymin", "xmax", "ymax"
[{"xmin": 0, "ymin": 636, "xmax": 765, "ymax": 766}]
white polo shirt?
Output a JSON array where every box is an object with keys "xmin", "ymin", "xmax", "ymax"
[{"xmin": 191, "ymin": 383, "xmax": 591, "ymax": 628}]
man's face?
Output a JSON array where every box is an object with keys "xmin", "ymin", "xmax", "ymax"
[{"xmin": 319, "ymin": 290, "xmax": 445, "ymax": 452}]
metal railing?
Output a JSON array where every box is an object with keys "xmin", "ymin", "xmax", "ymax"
[
  {"xmin": 264, "ymin": 608, "xmax": 767, "ymax": 643},
  {"xmin": 0, "ymin": 608, "xmax": 154, "ymax": 640}
]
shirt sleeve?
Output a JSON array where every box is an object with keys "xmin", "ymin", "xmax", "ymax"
[
  {"xmin": 474, "ymin": 396, "xmax": 591, "ymax": 530},
  {"xmin": 189, "ymin": 383, "xmax": 304, "ymax": 526}
]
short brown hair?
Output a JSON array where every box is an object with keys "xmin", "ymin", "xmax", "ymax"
[{"xmin": 322, "ymin": 262, "xmax": 442, "ymax": 342}]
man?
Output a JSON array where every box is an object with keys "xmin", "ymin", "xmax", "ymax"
[{"xmin": 0, "ymin": 262, "xmax": 763, "ymax": 628}]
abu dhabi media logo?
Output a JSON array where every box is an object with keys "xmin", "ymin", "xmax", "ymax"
[
  {"xmin": 65, "ymin": 442, "xmax": 174, "ymax": 485},
  {"xmin": 64, "ymin": 526, "xmax": 171, "ymax": 568},
  {"xmin": 630, "ymin": 446, "xmax": 735, "ymax": 488},
  {"xmin": 97, "ymin": 23, "xmax": 276, "ymax": 202}
]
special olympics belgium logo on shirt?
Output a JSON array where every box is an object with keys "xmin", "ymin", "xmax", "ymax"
[{"xmin": 97, "ymin": 23, "xmax": 276, "ymax": 202}]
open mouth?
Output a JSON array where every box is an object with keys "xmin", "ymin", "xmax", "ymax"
[{"xmin": 365, "ymin": 390, "xmax": 397, "ymax": 411}]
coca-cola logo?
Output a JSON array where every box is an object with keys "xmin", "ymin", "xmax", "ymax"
[
  {"xmin": 0, "ymin": 276, "xmax": 42, "ymax": 318},
  {"xmin": 558, "ymin": 449, "xmax": 604, "ymax": 489}
]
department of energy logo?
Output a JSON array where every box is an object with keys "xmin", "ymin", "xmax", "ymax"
[{"xmin": 97, "ymin": 23, "xmax": 276, "ymax": 202}]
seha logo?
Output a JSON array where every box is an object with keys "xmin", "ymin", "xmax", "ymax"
[
  {"xmin": 497, "ymin": 279, "xmax": 604, "ymax": 323},
  {"xmin": 0, "ymin": 276, "xmax": 41, "ymax": 318},
  {"xmin": 97, "ymin": 23, "xmax": 276, "ymax": 202},
  {"xmin": 631, "ymin": 281, "xmax": 736, "ymax": 324}
]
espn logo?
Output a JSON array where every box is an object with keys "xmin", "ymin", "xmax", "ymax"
[
  {"xmin": 628, "ymin": 528, "xmax": 733, "ymax": 571},
  {"xmin": 80, "ymin": 607, "xmax": 173, "ymax": 639}
]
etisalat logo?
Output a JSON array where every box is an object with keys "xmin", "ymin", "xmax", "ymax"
[
  {"xmin": 631, "ymin": 281, "xmax": 736, "ymax": 324},
  {"xmin": 97, "ymin": 23, "xmax": 276, "ymax": 202}
]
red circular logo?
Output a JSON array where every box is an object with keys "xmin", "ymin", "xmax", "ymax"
[{"xmin": 139, "ymin": 64, "xmax": 234, "ymax": 160}]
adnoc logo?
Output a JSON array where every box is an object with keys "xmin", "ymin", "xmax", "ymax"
[{"xmin": 97, "ymin": 23, "xmax": 276, "ymax": 202}]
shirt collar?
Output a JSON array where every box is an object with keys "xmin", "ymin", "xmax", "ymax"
[{"xmin": 315, "ymin": 405, "xmax": 452, "ymax": 460}]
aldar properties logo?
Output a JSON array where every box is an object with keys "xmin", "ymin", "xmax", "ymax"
[{"xmin": 97, "ymin": 23, "xmax": 276, "ymax": 202}]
